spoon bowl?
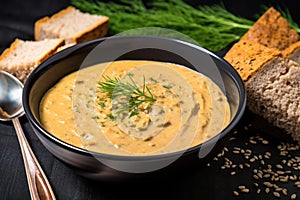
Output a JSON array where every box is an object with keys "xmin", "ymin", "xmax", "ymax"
[
  {"xmin": 0, "ymin": 70, "xmax": 56, "ymax": 200},
  {"xmin": 0, "ymin": 70, "xmax": 23, "ymax": 120}
]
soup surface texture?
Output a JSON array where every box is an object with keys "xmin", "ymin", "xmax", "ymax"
[{"xmin": 40, "ymin": 60, "xmax": 230, "ymax": 155}]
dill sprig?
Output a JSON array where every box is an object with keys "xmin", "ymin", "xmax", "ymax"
[
  {"xmin": 71, "ymin": 0, "xmax": 254, "ymax": 51},
  {"xmin": 98, "ymin": 76, "xmax": 156, "ymax": 118}
]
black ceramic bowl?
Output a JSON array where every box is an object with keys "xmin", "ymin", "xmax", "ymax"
[{"xmin": 23, "ymin": 36, "xmax": 246, "ymax": 180}]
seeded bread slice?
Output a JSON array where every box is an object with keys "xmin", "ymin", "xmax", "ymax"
[
  {"xmin": 34, "ymin": 6, "xmax": 109, "ymax": 44},
  {"xmin": 224, "ymin": 40, "xmax": 300, "ymax": 144},
  {"xmin": 224, "ymin": 40, "xmax": 282, "ymax": 82},
  {"xmin": 241, "ymin": 7, "xmax": 299, "ymax": 51},
  {"xmin": 0, "ymin": 38, "xmax": 64, "ymax": 82}
]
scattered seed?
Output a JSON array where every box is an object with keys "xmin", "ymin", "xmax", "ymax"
[
  {"xmin": 282, "ymin": 188, "xmax": 288, "ymax": 196},
  {"xmin": 232, "ymin": 150, "xmax": 240, "ymax": 154},
  {"xmin": 245, "ymin": 163, "xmax": 251, "ymax": 168},
  {"xmin": 265, "ymin": 188, "xmax": 270, "ymax": 194},
  {"xmin": 253, "ymin": 175, "xmax": 259, "ymax": 180},
  {"xmin": 291, "ymin": 193, "xmax": 297, "ymax": 200},
  {"xmin": 276, "ymin": 164, "xmax": 283, "ymax": 169},
  {"xmin": 262, "ymin": 140, "xmax": 269, "ymax": 144},
  {"xmin": 249, "ymin": 139, "xmax": 257, "ymax": 144},
  {"xmin": 273, "ymin": 191, "xmax": 280, "ymax": 198},
  {"xmin": 263, "ymin": 182, "xmax": 273, "ymax": 187},
  {"xmin": 241, "ymin": 188, "xmax": 249, "ymax": 193},
  {"xmin": 233, "ymin": 191, "xmax": 239, "ymax": 196},
  {"xmin": 257, "ymin": 189, "xmax": 261, "ymax": 194},
  {"xmin": 238, "ymin": 185, "xmax": 245, "ymax": 189}
]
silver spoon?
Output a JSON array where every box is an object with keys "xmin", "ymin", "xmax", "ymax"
[{"xmin": 0, "ymin": 70, "xmax": 56, "ymax": 200}]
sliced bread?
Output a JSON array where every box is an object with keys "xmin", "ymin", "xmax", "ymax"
[
  {"xmin": 282, "ymin": 41, "xmax": 300, "ymax": 64},
  {"xmin": 224, "ymin": 40, "xmax": 300, "ymax": 144},
  {"xmin": 0, "ymin": 38, "xmax": 64, "ymax": 82},
  {"xmin": 241, "ymin": 7, "xmax": 299, "ymax": 51},
  {"xmin": 34, "ymin": 6, "xmax": 109, "ymax": 44}
]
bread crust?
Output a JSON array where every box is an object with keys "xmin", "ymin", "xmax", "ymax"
[
  {"xmin": 224, "ymin": 40, "xmax": 281, "ymax": 82},
  {"xmin": 0, "ymin": 39, "xmax": 21, "ymax": 65},
  {"xmin": 282, "ymin": 41, "xmax": 300, "ymax": 58},
  {"xmin": 34, "ymin": 6, "xmax": 109, "ymax": 44},
  {"xmin": 34, "ymin": 16, "xmax": 50, "ymax": 40},
  {"xmin": 241, "ymin": 7, "xmax": 299, "ymax": 51},
  {"xmin": 0, "ymin": 38, "xmax": 64, "ymax": 82},
  {"xmin": 36, "ymin": 38, "xmax": 65, "ymax": 64},
  {"xmin": 35, "ymin": 6, "xmax": 76, "ymax": 40},
  {"xmin": 74, "ymin": 18, "xmax": 109, "ymax": 44}
]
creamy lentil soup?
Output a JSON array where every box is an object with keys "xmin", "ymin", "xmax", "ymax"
[{"xmin": 40, "ymin": 60, "xmax": 230, "ymax": 155}]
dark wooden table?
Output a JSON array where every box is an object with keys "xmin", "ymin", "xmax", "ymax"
[{"xmin": 1, "ymin": 1, "xmax": 299, "ymax": 199}]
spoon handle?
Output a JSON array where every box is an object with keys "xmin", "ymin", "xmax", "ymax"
[{"xmin": 13, "ymin": 118, "xmax": 56, "ymax": 200}]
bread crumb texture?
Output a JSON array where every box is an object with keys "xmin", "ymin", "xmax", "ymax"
[
  {"xmin": 246, "ymin": 58, "xmax": 300, "ymax": 143},
  {"xmin": 34, "ymin": 6, "xmax": 109, "ymax": 44},
  {"xmin": 0, "ymin": 38, "xmax": 64, "ymax": 82}
]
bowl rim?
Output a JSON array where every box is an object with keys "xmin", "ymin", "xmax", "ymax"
[{"xmin": 23, "ymin": 35, "xmax": 246, "ymax": 161}]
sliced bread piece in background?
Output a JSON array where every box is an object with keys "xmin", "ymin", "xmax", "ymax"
[
  {"xmin": 34, "ymin": 6, "xmax": 109, "ymax": 44},
  {"xmin": 0, "ymin": 38, "xmax": 64, "ymax": 82},
  {"xmin": 240, "ymin": 6, "xmax": 300, "ymax": 66},
  {"xmin": 241, "ymin": 7, "xmax": 299, "ymax": 51},
  {"xmin": 224, "ymin": 40, "xmax": 300, "ymax": 145}
]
